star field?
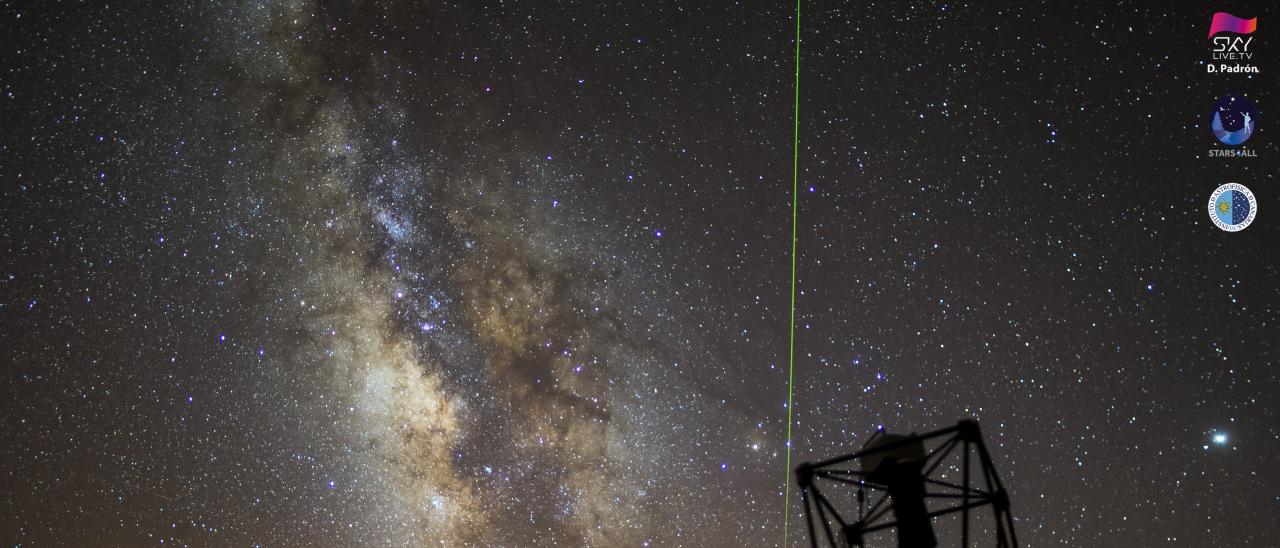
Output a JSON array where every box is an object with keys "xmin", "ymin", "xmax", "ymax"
[{"xmin": 1, "ymin": 1, "xmax": 1278, "ymax": 546}]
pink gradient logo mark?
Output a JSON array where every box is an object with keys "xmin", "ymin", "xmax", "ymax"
[{"xmin": 1208, "ymin": 12, "xmax": 1257, "ymax": 38}]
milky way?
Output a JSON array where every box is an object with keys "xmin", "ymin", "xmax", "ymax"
[
  {"xmin": 195, "ymin": 2, "xmax": 710, "ymax": 544},
  {"xmin": 3, "ymin": 1, "xmax": 1278, "ymax": 546},
  {"xmin": 4, "ymin": 2, "xmax": 747, "ymax": 545}
]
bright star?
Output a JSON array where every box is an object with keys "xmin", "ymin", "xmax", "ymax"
[{"xmin": 1212, "ymin": 433, "xmax": 1228, "ymax": 445}]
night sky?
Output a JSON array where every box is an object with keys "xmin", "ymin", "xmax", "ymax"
[{"xmin": 2, "ymin": 1, "xmax": 1277, "ymax": 546}]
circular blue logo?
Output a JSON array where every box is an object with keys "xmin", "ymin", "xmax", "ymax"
[
  {"xmin": 1209, "ymin": 94, "xmax": 1258, "ymax": 146},
  {"xmin": 1208, "ymin": 183, "xmax": 1256, "ymax": 232}
]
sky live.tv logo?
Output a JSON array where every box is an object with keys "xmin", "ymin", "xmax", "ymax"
[{"xmin": 1207, "ymin": 12, "xmax": 1258, "ymax": 73}]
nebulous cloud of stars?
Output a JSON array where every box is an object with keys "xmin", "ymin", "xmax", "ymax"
[{"xmin": 206, "ymin": 2, "xmax": 691, "ymax": 545}]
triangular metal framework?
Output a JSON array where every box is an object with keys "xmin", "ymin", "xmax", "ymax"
[{"xmin": 795, "ymin": 420, "xmax": 1019, "ymax": 548}]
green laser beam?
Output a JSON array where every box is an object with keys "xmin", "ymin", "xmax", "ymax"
[{"xmin": 782, "ymin": 0, "xmax": 801, "ymax": 546}]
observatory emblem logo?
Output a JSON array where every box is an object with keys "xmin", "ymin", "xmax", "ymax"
[
  {"xmin": 1208, "ymin": 183, "xmax": 1256, "ymax": 232},
  {"xmin": 1207, "ymin": 94, "xmax": 1258, "ymax": 157},
  {"xmin": 1206, "ymin": 12, "xmax": 1258, "ymax": 74}
]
